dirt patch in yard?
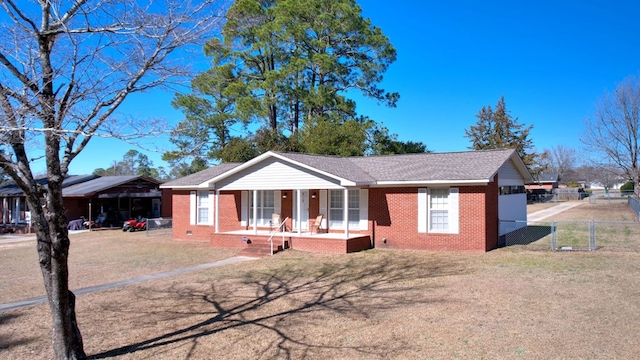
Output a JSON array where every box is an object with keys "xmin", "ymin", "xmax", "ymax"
[{"xmin": 1, "ymin": 203, "xmax": 640, "ymax": 359}]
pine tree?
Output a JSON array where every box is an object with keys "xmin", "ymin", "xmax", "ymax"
[{"xmin": 465, "ymin": 96, "xmax": 538, "ymax": 171}]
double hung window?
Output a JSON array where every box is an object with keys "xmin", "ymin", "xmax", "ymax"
[
  {"xmin": 418, "ymin": 187, "xmax": 459, "ymax": 234},
  {"xmin": 429, "ymin": 188, "xmax": 449, "ymax": 231},
  {"xmin": 197, "ymin": 191, "xmax": 210, "ymax": 224},
  {"xmin": 249, "ymin": 190, "xmax": 275, "ymax": 226},
  {"xmin": 329, "ymin": 189, "xmax": 360, "ymax": 229}
]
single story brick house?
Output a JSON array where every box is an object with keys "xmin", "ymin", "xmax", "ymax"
[
  {"xmin": 161, "ymin": 149, "xmax": 532, "ymax": 254},
  {"xmin": 525, "ymin": 172, "xmax": 559, "ymax": 193},
  {"xmin": 0, "ymin": 175, "xmax": 169, "ymax": 233}
]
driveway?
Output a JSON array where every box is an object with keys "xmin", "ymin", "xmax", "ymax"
[{"xmin": 528, "ymin": 201, "xmax": 584, "ymax": 222}]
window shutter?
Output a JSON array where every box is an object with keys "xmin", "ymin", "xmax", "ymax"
[
  {"xmin": 449, "ymin": 188, "xmax": 459, "ymax": 234},
  {"xmin": 208, "ymin": 191, "xmax": 215, "ymax": 225},
  {"xmin": 274, "ymin": 190, "xmax": 281, "ymax": 214},
  {"xmin": 189, "ymin": 191, "xmax": 196, "ymax": 225},
  {"xmin": 418, "ymin": 188, "xmax": 427, "ymax": 233},
  {"xmin": 240, "ymin": 191, "xmax": 248, "ymax": 226},
  {"xmin": 319, "ymin": 189, "xmax": 328, "ymax": 228},
  {"xmin": 359, "ymin": 189, "xmax": 368, "ymax": 230}
]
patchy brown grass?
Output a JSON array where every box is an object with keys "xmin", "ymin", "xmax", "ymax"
[{"xmin": 1, "ymin": 202, "xmax": 640, "ymax": 359}]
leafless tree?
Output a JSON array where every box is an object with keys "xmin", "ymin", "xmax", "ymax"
[
  {"xmin": 578, "ymin": 164, "xmax": 626, "ymax": 189},
  {"xmin": 544, "ymin": 145, "xmax": 578, "ymax": 181},
  {"xmin": 582, "ymin": 75, "xmax": 640, "ymax": 196},
  {"xmin": 0, "ymin": 1, "xmax": 227, "ymax": 358}
]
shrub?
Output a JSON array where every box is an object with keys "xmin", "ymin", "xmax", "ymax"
[{"xmin": 621, "ymin": 181, "xmax": 635, "ymax": 191}]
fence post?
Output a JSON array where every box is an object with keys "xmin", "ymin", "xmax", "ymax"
[
  {"xmin": 550, "ymin": 221, "xmax": 557, "ymax": 250},
  {"xmin": 589, "ymin": 220, "xmax": 596, "ymax": 251}
]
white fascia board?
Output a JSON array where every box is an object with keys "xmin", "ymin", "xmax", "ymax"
[
  {"xmin": 159, "ymin": 185, "xmax": 212, "ymax": 190},
  {"xmin": 509, "ymin": 152, "xmax": 534, "ymax": 183},
  {"xmin": 372, "ymin": 179, "xmax": 490, "ymax": 187}
]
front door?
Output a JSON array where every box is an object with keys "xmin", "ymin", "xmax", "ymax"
[{"xmin": 293, "ymin": 190, "xmax": 309, "ymax": 231}]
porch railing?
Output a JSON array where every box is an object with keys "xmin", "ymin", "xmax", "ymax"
[{"xmin": 267, "ymin": 217, "xmax": 289, "ymax": 256}]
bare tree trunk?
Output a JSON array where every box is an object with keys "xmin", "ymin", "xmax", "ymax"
[
  {"xmin": 40, "ymin": 127, "xmax": 86, "ymax": 360},
  {"xmin": 27, "ymin": 179, "xmax": 85, "ymax": 359}
]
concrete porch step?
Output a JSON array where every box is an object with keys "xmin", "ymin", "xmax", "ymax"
[{"xmin": 237, "ymin": 241, "xmax": 287, "ymax": 258}]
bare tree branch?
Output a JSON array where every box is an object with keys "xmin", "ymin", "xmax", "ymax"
[
  {"xmin": 582, "ymin": 75, "xmax": 640, "ymax": 196},
  {"xmin": 0, "ymin": 1, "xmax": 230, "ymax": 358}
]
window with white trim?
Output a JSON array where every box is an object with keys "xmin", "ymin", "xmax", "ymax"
[
  {"xmin": 250, "ymin": 190, "xmax": 275, "ymax": 226},
  {"xmin": 329, "ymin": 189, "xmax": 360, "ymax": 229},
  {"xmin": 429, "ymin": 188, "xmax": 449, "ymax": 231},
  {"xmin": 197, "ymin": 191, "xmax": 210, "ymax": 224},
  {"xmin": 418, "ymin": 187, "xmax": 459, "ymax": 234}
]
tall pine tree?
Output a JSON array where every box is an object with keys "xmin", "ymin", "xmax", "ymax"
[{"xmin": 465, "ymin": 96, "xmax": 539, "ymax": 172}]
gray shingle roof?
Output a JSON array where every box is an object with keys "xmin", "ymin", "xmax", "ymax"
[
  {"xmin": 275, "ymin": 152, "xmax": 376, "ymax": 183},
  {"xmin": 62, "ymin": 175, "xmax": 161, "ymax": 196},
  {"xmin": 161, "ymin": 149, "xmax": 525, "ymax": 188},
  {"xmin": 349, "ymin": 149, "xmax": 518, "ymax": 182},
  {"xmin": 160, "ymin": 162, "xmax": 242, "ymax": 188},
  {"xmin": 535, "ymin": 173, "xmax": 559, "ymax": 182},
  {"xmin": 0, "ymin": 174, "xmax": 98, "ymax": 196}
]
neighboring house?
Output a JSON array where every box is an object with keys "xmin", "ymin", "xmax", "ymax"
[
  {"xmin": 161, "ymin": 149, "xmax": 532, "ymax": 254},
  {"xmin": 525, "ymin": 173, "xmax": 559, "ymax": 193},
  {"xmin": 0, "ymin": 174, "xmax": 97, "ymax": 233},
  {"xmin": 62, "ymin": 175, "xmax": 169, "ymax": 227},
  {"xmin": 0, "ymin": 175, "xmax": 169, "ymax": 233}
]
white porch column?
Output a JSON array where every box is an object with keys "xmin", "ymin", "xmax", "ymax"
[
  {"xmin": 297, "ymin": 189, "xmax": 302, "ymax": 236},
  {"xmin": 15, "ymin": 197, "xmax": 20, "ymax": 226},
  {"xmin": 253, "ymin": 190, "xmax": 258, "ymax": 235},
  {"xmin": 343, "ymin": 188, "xmax": 349, "ymax": 238},
  {"xmin": 215, "ymin": 189, "xmax": 220, "ymax": 233},
  {"xmin": 2, "ymin": 197, "xmax": 6, "ymax": 224}
]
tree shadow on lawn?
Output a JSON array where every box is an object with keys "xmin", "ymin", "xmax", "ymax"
[
  {"xmin": 88, "ymin": 251, "xmax": 468, "ymax": 359},
  {"xmin": 0, "ymin": 312, "xmax": 36, "ymax": 351}
]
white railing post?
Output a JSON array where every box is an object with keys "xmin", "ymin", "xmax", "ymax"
[{"xmin": 267, "ymin": 217, "xmax": 289, "ymax": 256}]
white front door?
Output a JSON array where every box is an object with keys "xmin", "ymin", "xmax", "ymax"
[{"xmin": 293, "ymin": 190, "xmax": 309, "ymax": 231}]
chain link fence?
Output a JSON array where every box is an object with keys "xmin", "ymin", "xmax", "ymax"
[
  {"xmin": 146, "ymin": 217, "xmax": 172, "ymax": 237},
  {"xmin": 630, "ymin": 196, "xmax": 640, "ymax": 219},
  {"xmin": 500, "ymin": 219, "xmax": 640, "ymax": 252}
]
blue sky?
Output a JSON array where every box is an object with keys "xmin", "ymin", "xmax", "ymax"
[{"xmin": 66, "ymin": 0, "xmax": 640, "ymax": 175}]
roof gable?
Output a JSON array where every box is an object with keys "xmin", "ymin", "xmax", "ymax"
[{"xmin": 216, "ymin": 157, "xmax": 347, "ymax": 190}]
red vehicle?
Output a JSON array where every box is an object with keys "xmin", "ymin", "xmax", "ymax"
[{"xmin": 122, "ymin": 217, "xmax": 147, "ymax": 232}]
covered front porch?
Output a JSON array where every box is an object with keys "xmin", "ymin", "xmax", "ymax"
[{"xmin": 212, "ymin": 229, "xmax": 372, "ymax": 256}]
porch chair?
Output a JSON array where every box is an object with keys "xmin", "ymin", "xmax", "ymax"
[
  {"xmin": 270, "ymin": 213, "xmax": 282, "ymax": 231},
  {"xmin": 312, "ymin": 214, "xmax": 324, "ymax": 234}
]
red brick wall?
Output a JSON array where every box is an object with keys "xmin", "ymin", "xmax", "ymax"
[
  {"xmin": 218, "ymin": 191, "xmax": 242, "ymax": 232},
  {"xmin": 172, "ymin": 190, "xmax": 247, "ymax": 241},
  {"xmin": 161, "ymin": 188, "xmax": 172, "ymax": 218},
  {"xmin": 289, "ymin": 236, "xmax": 370, "ymax": 254},
  {"xmin": 171, "ymin": 190, "xmax": 211, "ymax": 242},
  {"xmin": 484, "ymin": 177, "xmax": 499, "ymax": 250},
  {"xmin": 171, "ymin": 185, "xmax": 498, "ymax": 252},
  {"xmin": 368, "ymin": 186, "xmax": 493, "ymax": 252}
]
